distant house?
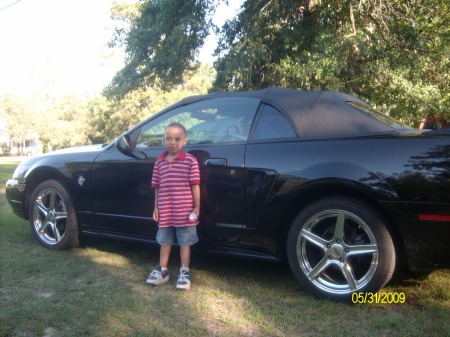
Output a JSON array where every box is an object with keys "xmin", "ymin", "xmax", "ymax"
[
  {"xmin": 9, "ymin": 138, "xmax": 42, "ymax": 156},
  {"xmin": 0, "ymin": 117, "xmax": 41, "ymax": 156}
]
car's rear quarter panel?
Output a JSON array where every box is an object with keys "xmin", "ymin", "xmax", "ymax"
[{"xmin": 242, "ymin": 135, "xmax": 450, "ymax": 269}]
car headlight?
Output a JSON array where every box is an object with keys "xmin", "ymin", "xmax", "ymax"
[
  {"xmin": 11, "ymin": 163, "xmax": 31, "ymax": 181},
  {"xmin": 12, "ymin": 164, "xmax": 22, "ymax": 179}
]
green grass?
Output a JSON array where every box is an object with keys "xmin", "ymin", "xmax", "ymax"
[
  {"xmin": 0, "ymin": 159, "xmax": 20, "ymax": 189},
  {"xmin": 1, "ymin": 161, "xmax": 449, "ymax": 336}
]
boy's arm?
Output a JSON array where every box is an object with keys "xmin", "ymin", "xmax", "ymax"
[
  {"xmin": 191, "ymin": 184, "xmax": 200, "ymax": 217},
  {"xmin": 153, "ymin": 188, "xmax": 159, "ymax": 221}
]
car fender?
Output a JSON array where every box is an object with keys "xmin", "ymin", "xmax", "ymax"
[
  {"xmin": 22, "ymin": 154, "xmax": 98, "ymax": 219},
  {"xmin": 241, "ymin": 161, "xmax": 400, "ymax": 257}
]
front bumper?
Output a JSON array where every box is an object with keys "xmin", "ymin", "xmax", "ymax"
[{"xmin": 5, "ymin": 179, "xmax": 27, "ymax": 219}]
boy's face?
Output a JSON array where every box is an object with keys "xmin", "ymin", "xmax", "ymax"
[{"xmin": 164, "ymin": 126, "xmax": 187, "ymax": 155}]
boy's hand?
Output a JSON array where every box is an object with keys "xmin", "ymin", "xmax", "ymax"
[
  {"xmin": 153, "ymin": 208, "xmax": 159, "ymax": 221},
  {"xmin": 193, "ymin": 208, "xmax": 200, "ymax": 218}
]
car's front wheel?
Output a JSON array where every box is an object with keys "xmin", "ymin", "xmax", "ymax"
[
  {"xmin": 287, "ymin": 196, "xmax": 396, "ymax": 302},
  {"xmin": 29, "ymin": 180, "xmax": 79, "ymax": 249}
]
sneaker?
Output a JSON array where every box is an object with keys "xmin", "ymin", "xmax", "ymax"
[
  {"xmin": 146, "ymin": 265, "xmax": 169, "ymax": 285},
  {"xmin": 176, "ymin": 267, "xmax": 191, "ymax": 290}
]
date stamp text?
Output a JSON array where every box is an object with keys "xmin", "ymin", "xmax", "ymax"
[{"xmin": 352, "ymin": 292, "xmax": 406, "ymax": 304}]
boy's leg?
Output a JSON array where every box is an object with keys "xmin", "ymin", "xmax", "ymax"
[
  {"xmin": 156, "ymin": 227, "xmax": 175, "ymax": 268},
  {"xmin": 146, "ymin": 228, "xmax": 173, "ymax": 285},
  {"xmin": 176, "ymin": 226, "xmax": 198, "ymax": 266},
  {"xmin": 180, "ymin": 245, "xmax": 191, "ymax": 268},
  {"xmin": 160, "ymin": 245, "xmax": 172, "ymax": 268},
  {"xmin": 175, "ymin": 226, "xmax": 198, "ymax": 290},
  {"xmin": 177, "ymin": 247, "xmax": 191, "ymax": 290},
  {"xmin": 146, "ymin": 246, "xmax": 171, "ymax": 285}
]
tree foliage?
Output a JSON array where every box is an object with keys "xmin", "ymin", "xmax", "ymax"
[
  {"xmin": 0, "ymin": 94, "xmax": 93, "ymax": 152},
  {"xmin": 2, "ymin": 0, "xmax": 448, "ymax": 153},
  {"xmin": 109, "ymin": 0, "xmax": 449, "ymax": 126},
  {"xmin": 92, "ymin": 65, "xmax": 214, "ymax": 142},
  {"xmin": 0, "ymin": 65, "xmax": 214, "ymax": 152},
  {"xmin": 106, "ymin": 0, "xmax": 217, "ymax": 97},
  {"xmin": 213, "ymin": 0, "xmax": 449, "ymax": 125}
]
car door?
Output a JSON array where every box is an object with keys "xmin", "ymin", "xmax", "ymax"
[
  {"xmin": 240, "ymin": 104, "xmax": 299, "ymax": 253},
  {"xmin": 89, "ymin": 97, "xmax": 261, "ymax": 246}
]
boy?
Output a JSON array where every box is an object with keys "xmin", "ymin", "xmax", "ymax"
[{"xmin": 146, "ymin": 122, "xmax": 200, "ymax": 290}]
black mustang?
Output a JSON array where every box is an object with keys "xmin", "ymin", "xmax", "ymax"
[{"xmin": 6, "ymin": 88, "xmax": 450, "ymax": 301}]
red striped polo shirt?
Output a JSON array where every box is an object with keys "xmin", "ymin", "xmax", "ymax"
[{"xmin": 151, "ymin": 150, "xmax": 200, "ymax": 227}]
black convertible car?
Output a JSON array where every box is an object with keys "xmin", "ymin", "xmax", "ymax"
[{"xmin": 6, "ymin": 87, "xmax": 450, "ymax": 301}]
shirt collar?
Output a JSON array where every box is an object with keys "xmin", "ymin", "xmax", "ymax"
[{"xmin": 158, "ymin": 150, "xmax": 187, "ymax": 161}]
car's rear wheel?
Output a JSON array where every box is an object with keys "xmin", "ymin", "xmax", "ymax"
[
  {"xmin": 29, "ymin": 180, "xmax": 79, "ymax": 249},
  {"xmin": 287, "ymin": 196, "xmax": 396, "ymax": 302}
]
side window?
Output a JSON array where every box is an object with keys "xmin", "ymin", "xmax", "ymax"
[
  {"xmin": 135, "ymin": 97, "xmax": 260, "ymax": 148},
  {"xmin": 252, "ymin": 105, "xmax": 297, "ymax": 140}
]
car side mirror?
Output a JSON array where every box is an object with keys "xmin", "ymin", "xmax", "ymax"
[
  {"xmin": 116, "ymin": 135, "xmax": 132, "ymax": 154},
  {"xmin": 115, "ymin": 135, "xmax": 147, "ymax": 159}
]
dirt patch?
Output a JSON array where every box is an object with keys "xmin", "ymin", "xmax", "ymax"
[
  {"xmin": 35, "ymin": 290, "xmax": 54, "ymax": 298},
  {"xmin": 42, "ymin": 327, "xmax": 57, "ymax": 337}
]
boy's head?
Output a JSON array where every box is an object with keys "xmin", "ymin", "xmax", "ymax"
[{"xmin": 164, "ymin": 122, "xmax": 187, "ymax": 155}]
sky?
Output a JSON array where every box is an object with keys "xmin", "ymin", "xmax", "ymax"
[{"xmin": 0, "ymin": 0, "xmax": 242, "ymax": 96}]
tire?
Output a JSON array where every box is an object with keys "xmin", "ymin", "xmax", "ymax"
[
  {"xmin": 287, "ymin": 196, "xmax": 396, "ymax": 302},
  {"xmin": 28, "ymin": 180, "xmax": 79, "ymax": 249}
]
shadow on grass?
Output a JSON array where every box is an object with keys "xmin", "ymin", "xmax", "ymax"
[
  {"xmin": 77, "ymin": 236, "xmax": 318, "ymax": 336},
  {"xmin": 77, "ymin": 236, "xmax": 450, "ymax": 336},
  {"xmin": 80, "ymin": 235, "xmax": 299, "ymax": 292}
]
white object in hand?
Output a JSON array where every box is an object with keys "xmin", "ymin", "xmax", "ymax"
[{"xmin": 189, "ymin": 212, "xmax": 197, "ymax": 221}]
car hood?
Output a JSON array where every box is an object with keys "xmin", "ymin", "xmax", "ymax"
[
  {"xmin": 49, "ymin": 144, "xmax": 107, "ymax": 154},
  {"xmin": 16, "ymin": 144, "xmax": 107, "ymax": 168}
]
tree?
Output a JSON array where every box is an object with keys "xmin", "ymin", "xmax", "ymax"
[
  {"xmin": 0, "ymin": 94, "xmax": 40, "ymax": 153},
  {"xmin": 213, "ymin": 0, "xmax": 449, "ymax": 126},
  {"xmin": 94, "ymin": 65, "xmax": 214, "ymax": 142},
  {"xmin": 0, "ymin": 93, "xmax": 93, "ymax": 153},
  {"xmin": 106, "ymin": 0, "xmax": 217, "ymax": 98},
  {"xmin": 107, "ymin": 0, "xmax": 449, "ymax": 126}
]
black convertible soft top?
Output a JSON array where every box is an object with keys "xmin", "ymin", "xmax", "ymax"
[{"xmin": 159, "ymin": 87, "xmax": 412, "ymax": 139}]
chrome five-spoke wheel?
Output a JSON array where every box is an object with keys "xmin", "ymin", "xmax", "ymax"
[
  {"xmin": 29, "ymin": 180, "xmax": 79, "ymax": 249},
  {"xmin": 287, "ymin": 196, "xmax": 396, "ymax": 302}
]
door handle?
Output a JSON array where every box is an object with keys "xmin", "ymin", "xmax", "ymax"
[{"xmin": 204, "ymin": 158, "xmax": 228, "ymax": 166}]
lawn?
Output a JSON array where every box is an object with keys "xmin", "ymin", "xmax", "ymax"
[
  {"xmin": 0, "ymin": 158, "xmax": 22, "ymax": 193},
  {"xmin": 1, "ymin": 160, "xmax": 449, "ymax": 337}
]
